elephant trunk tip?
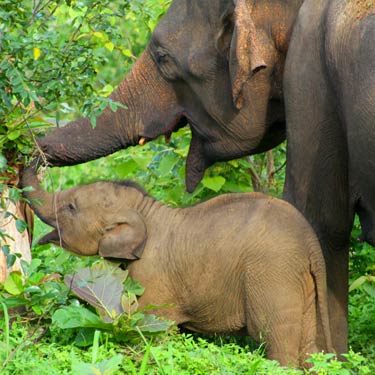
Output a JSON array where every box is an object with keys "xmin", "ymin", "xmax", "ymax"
[{"xmin": 21, "ymin": 158, "xmax": 57, "ymax": 227}]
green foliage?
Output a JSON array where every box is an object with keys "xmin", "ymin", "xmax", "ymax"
[
  {"xmin": 71, "ymin": 352, "xmax": 124, "ymax": 375},
  {"xmin": 306, "ymin": 351, "xmax": 372, "ymax": 375},
  {"xmin": 348, "ymin": 217, "xmax": 375, "ymax": 356},
  {"xmin": 0, "ymin": 0, "xmax": 169, "ymax": 180},
  {"xmin": 51, "ymin": 260, "xmax": 172, "ymax": 345},
  {"xmin": 0, "ymin": 259, "xmax": 67, "ymax": 314}
]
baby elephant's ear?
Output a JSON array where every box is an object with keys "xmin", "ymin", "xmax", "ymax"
[{"xmin": 98, "ymin": 210, "xmax": 147, "ymax": 260}]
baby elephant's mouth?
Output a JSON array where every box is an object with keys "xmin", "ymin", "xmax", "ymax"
[{"xmin": 38, "ymin": 228, "xmax": 68, "ymax": 249}]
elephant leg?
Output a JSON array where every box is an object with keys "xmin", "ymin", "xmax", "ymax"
[
  {"xmin": 283, "ymin": 2, "xmax": 352, "ymax": 354},
  {"xmin": 337, "ymin": 30, "xmax": 375, "ymax": 246},
  {"xmin": 245, "ymin": 278, "xmax": 304, "ymax": 367}
]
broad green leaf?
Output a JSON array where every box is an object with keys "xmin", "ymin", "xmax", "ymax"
[
  {"xmin": 1, "ymin": 245, "xmax": 10, "ymax": 256},
  {"xmin": 100, "ymin": 84, "xmax": 114, "ymax": 96},
  {"xmin": 115, "ymin": 159, "xmax": 137, "ymax": 177},
  {"xmin": 71, "ymin": 355, "xmax": 123, "ymax": 375},
  {"xmin": 20, "ymin": 258, "xmax": 42, "ymax": 277},
  {"xmin": 15, "ymin": 219, "xmax": 27, "ymax": 233},
  {"xmin": 121, "ymin": 292, "xmax": 138, "ymax": 314},
  {"xmin": 64, "ymin": 261, "xmax": 128, "ymax": 321},
  {"xmin": 105, "ymin": 41, "xmax": 114, "ymax": 52},
  {"xmin": 92, "ymin": 31, "xmax": 106, "ymax": 40},
  {"xmin": 4, "ymin": 271, "xmax": 24, "ymax": 295},
  {"xmin": 32, "ymin": 305, "xmax": 43, "ymax": 315},
  {"xmin": 130, "ymin": 153, "xmax": 153, "ymax": 170},
  {"xmin": 137, "ymin": 313, "xmax": 173, "ymax": 333},
  {"xmin": 201, "ymin": 176, "xmax": 226, "ymax": 192},
  {"xmin": 28, "ymin": 271, "xmax": 46, "ymax": 284},
  {"xmin": 6, "ymin": 254, "xmax": 17, "ymax": 268},
  {"xmin": 7, "ymin": 130, "xmax": 21, "ymax": 140},
  {"xmin": 0, "ymin": 296, "xmax": 29, "ymax": 311},
  {"xmin": 74, "ymin": 328, "xmax": 96, "ymax": 347},
  {"xmin": 349, "ymin": 276, "xmax": 367, "ymax": 292},
  {"xmin": 363, "ymin": 282, "xmax": 375, "ymax": 299},
  {"xmin": 123, "ymin": 276, "xmax": 145, "ymax": 296},
  {"xmin": 52, "ymin": 306, "xmax": 112, "ymax": 330},
  {"xmin": 89, "ymin": 114, "xmax": 97, "ymax": 128},
  {"xmin": 158, "ymin": 153, "xmax": 179, "ymax": 177}
]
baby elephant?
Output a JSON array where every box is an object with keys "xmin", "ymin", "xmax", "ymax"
[{"xmin": 23, "ymin": 164, "xmax": 333, "ymax": 367}]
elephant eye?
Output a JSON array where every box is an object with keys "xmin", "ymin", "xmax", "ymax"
[
  {"xmin": 156, "ymin": 51, "xmax": 169, "ymax": 65},
  {"xmin": 68, "ymin": 202, "xmax": 76, "ymax": 211},
  {"xmin": 154, "ymin": 51, "xmax": 179, "ymax": 81}
]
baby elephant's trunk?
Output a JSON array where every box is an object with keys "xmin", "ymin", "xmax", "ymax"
[{"xmin": 22, "ymin": 160, "xmax": 57, "ymax": 227}]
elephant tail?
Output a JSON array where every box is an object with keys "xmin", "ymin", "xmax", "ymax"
[{"xmin": 309, "ymin": 240, "xmax": 335, "ymax": 354}]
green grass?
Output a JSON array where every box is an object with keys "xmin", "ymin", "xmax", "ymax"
[{"xmin": 1, "ymin": 321, "xmax": 374, "ymax": 374}]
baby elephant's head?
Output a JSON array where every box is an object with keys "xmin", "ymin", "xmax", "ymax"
[{"xmin": 22, "ymin": 162, "xmax": 147, "ymax": 260}]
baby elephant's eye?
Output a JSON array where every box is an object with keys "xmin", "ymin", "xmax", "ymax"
[{"xmin": 68, "ymin": 202, "xmax": 76, "ymax": 211}]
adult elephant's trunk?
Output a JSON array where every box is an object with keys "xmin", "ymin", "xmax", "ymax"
[
  {"xmin": 22, "ymin": 161, "xmax": 57, "ymax": 227},
  {"xmin": 37, "ymin": 49, "xmax": 182, "ymax": 166}
]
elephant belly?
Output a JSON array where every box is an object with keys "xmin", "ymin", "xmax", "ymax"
[{"xmin": 178, "ymin": 296, "xmax": 247, "ymax": 334}]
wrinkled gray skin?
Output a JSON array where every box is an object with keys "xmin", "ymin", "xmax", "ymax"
[
  {"xmin": 36, "ymin": 0, "xmax": 303, "ymax": 192},
  {"xmin": 284, "ymin": 0, "xmax": 375, "ymax": 355},
  {"xmin": 22, "ymin": 164, "xmax": 333, "ymax": 368}
]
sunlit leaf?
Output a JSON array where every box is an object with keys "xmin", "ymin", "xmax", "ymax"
[
  {"xmin": 4, "ymin": 271, "xmax": 24, "ymax": 295},
  {"xmin": 349, "ymin": 276, "xmax": 367, "ymax": 292},
  {"xmin": 105, "ymin": 41, "xmax": 114, "ymax": 52},
  {"xmin": 7, "ymin": 130, "xmax": 21, "ymax": 140},
  {"xmin": 33, "ymin": 47, "xmax": 41, "ymax": 60},
  {"xmin": 201, "ymin": 176, "xmax": 226, "ymax": 192},
  {"xmin": 158, "ymin": 153, "xmax": 179, "ymax": 177},
  {"xmin": 71, "ymin": 354, "xmax": 123, "ymax": 375}
]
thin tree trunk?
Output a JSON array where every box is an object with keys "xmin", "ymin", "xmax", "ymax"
[
  {"xmin": 0, "ymin": 187, "xmax": 33, "ymax": 283},
  {"xmin": 266, "ymin": 150, "xmax": 275, "ymax": 188}
]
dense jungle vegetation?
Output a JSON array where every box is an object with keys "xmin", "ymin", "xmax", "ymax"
[{"xmin": 1, "ymin": 1, "xmax": 375, "ymax": 373}]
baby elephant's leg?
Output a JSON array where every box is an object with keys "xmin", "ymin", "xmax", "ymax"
[{"xmin": 245, "ymin": 278, "xmax": 306, "ymax": 367}]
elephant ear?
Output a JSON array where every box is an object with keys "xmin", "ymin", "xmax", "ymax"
[
  {"xmin": 98, "ymin": 210, "xmax": 147, "ymax": 260},
  {"xmin": 230, "ymin": 0, "xmax": 267, "ymax": 109}
]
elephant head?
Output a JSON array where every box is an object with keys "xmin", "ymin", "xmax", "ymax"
[
  {"xmin": 37, "ymin": 0, "xmax": 302, "ymax": 192},
  {"xmin": 22, "ymin": 161, "xmax": 147, "ymax": 260}
]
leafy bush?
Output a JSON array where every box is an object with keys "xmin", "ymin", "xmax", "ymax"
[
  {"xmin": 53, "ymin": 261, "xmax": 172, "ymax": 345},
  {"xmin": 0, "ymin": 0, "xmax": 172, "ymax": 169}
]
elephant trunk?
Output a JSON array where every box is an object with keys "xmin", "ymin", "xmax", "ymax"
[
  {"xmin": 22, "ymin": 160, "xmax": 57, "ymax": 227},
  {"xmin": 36, "ymin": 49, "xmax": 182, "ymax": 167}
]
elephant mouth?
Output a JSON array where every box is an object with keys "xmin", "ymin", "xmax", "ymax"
[
  {"xmin": 139, "ymin": 112, "xmax": 209, "ymax": 192},
  {"xmin": 38, "ymin": 228, "xmax": 68, "ymax": 248},
  {"xmin": 138, "ymin": 112, "xmax": 189, "ymax": 145}
]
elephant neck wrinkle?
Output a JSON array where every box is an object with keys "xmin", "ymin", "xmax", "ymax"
[{"xmin": 137, "ymin": 195, "xmax": 179, "ymax": 220}]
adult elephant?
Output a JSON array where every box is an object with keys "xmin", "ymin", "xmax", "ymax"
[
  {"xmin": 36, "ymin": 0, "xmax": 303, "ymax": 193},
  {"xmin": 284, "ymin": 0, "xmax": 375, "ymax": 356}
]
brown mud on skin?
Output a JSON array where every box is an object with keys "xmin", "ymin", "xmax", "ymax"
[{"xmin": 347, "ymin": 0, "xmax": 375, "ymax": 20}]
